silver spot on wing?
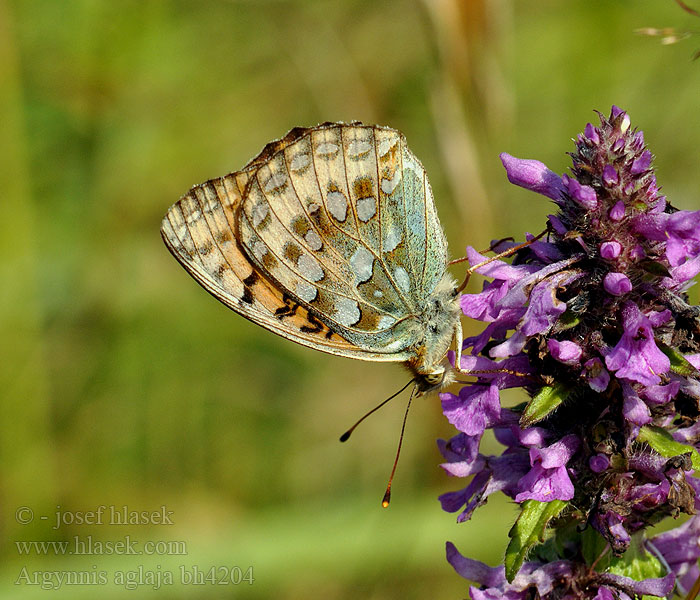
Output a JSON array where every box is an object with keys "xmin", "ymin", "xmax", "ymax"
[
  {"xmin": 356, "ymin": 196, "xmax": 376, "ymax": 222},
  {"xmin": 252, "ymin": 241, "xmax": 268, "ymax": 260},
  {"xmin": 335, "ymin": 297, "xmax": 361, "ymax": 327},
  {"xmin": 377, "ymin": 315, "xmax": 396, "ymax": 329},
  {"xmin": 383, "ymin": 225, "xmax": 402, "ymax": 252},
  {"xmin": 304, "ymin": 230, "xmax": 323, "ymax": 251},
  {"xmin": 295, "ymin": 281, "xmax": 318, "ymax": 303},
  {"xmin": 377, "ymin": 137, "xmax": 398, "ymax": 157},
  {"xmin": 381, "ymin": 171, "xmax": 401, "ymax": 194},
  {"xmin": 290, "ymin": 153, "xmax": 311, "ymax": 172},
  {"xmin": 316, "ymin": 142, "xmax": 339, "ymax": 158},
  {"xmin": 327, "ymin": 191, "xmax": 348, "ymax": 222},
  {"xmin": 350, "ymin": 247, "xmax": 374, "ymax": 283},
  {"xmin": 347, "ymin": 139, "xmax": 372, "ymax": 159},
  {"xmin": 251, "ymin": 202, "xmax": 269, "ymax": 227},
  {"xmin": 263, "ymin": 172, "xmax": 287, "ymax": 193},
  {"xmin": 394, "ymin": 266, "xmax": 410, "ymax": 294},
  {"xmin": 298, "ymin": 254, "xmax": 324, "ymax": 282}
]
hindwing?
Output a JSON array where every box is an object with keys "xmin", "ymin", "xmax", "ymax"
[
  {"xmin": 235, "ymin": 123, "xmax": 449, "ymax": 354},
  {"xmin": 161, "ymin": 122, "xmax": 449, "ymax": 362}
]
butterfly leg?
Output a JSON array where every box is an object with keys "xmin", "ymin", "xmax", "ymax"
[
  {"xmin": 452, "ymin": 318, "xmax": 464, "ymax": 374},
  {"xmin": 454, "ymin": 227, "xmax": 550, "ymax": 293}
]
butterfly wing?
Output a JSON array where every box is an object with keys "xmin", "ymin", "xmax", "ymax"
[
  {"xmin": 161, "ymin": 166, "xmax": 411, "ymax": 362},
  {"xmin": 235, "ymin": 123, "xmax": 449, "ymax": 356}
]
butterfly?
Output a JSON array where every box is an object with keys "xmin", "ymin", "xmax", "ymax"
[{"xmin": 160, "ymin": 123, "xmax": 464, "ymax": 393}]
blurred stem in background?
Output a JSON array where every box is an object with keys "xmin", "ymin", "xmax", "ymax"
[{"xmin": 422, "ymin": 0, "xmax": 512, "ymax": 241}]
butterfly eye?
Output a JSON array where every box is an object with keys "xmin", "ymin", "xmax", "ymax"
[{"xmin": 423, "ymin": 371, "xmax": 445, "ymax": 385}]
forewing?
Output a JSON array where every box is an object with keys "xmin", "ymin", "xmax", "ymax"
[
  {"xmin": 236, "ymin": 123, "xmax": 448, "ymax": 354},
  {"xmin": 161, "ymin": 170, "xmax": 411, "ymax": 362}
]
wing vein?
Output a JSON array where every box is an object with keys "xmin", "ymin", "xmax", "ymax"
[
  {"xmin": 307, "ymin": 128, "xmax": 415, "ymax": 310},
  {"xmin": 398, "ymin": 136, "xmax": 421, "ymax": 295},
  {"xmin": 238, "ymin": 201, "xmax": 397, "ymax": 335},
  {"xmin": 420, "ymin": 168, "xmax": 429, "ymax": 291},
  {"xmin": 252, "ymin": 160, "xmax": 397, "ymax": 318}
]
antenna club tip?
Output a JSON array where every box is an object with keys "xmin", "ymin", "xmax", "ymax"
[
  {"xmin": 382, "ymin": 491, "xmax": 391, "ymax": 508},
  {"xmin": 339, "ymin": 431, "xmax": 351, "ymax": 442}
]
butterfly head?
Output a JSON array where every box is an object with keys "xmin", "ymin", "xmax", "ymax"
[{"xmin": 413, "ymin": 363, "xmax": 456, "ymax": 394}]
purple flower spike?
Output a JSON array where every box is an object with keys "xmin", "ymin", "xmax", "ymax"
[
  {"xmin": 582, "ymin": 358, "xmax": 610, "ymax": 392},
  {"xmin": 548, "ymin": 214, "xmax": 568, "ymax": 235},
  {"xmin": 603, "ymin": 272, "xmax": 632, "ymax": 296},
  {"xmin": 602, "ymin": 165, "xmax": 619, "ymax": 187},
  {"xmin": 609, "ymin": 200, "xmax": 625, "ymax": 221},
  {"xmin": 649, "ymin": 516, "xmax": 700, "ymax": 593},
  {"xmin": 437, "ymin": 433, "xmax": 484, "ymax": 478},
  {"xmin": 629, "ymin": 244, "xmax": 645, "ymax": 261},
  {"xmin": 605, "ymin": 303, "xmax": 670, "ymax": 385},
  {"xmin": 446, "ymin": 543, "xmax": 579, "ymax": 598},
  {"xmin": 564, "ymin": 176, "xmax": 598, "ymax": 210},
  {"xmin": 445, "ymin": 542, "xmax": 505, "ymax": 588},
  {"xmin": 547, "ymin": 339, "xmax": 582, "ymax": 365},
  {"xmin": 585, "ymin": 122, "xmax": 600, "ymax": 144},
  {"xmin": 515, "ymin": 435, "xmax": 579, "ymax": 502},
  {"xmin": 610, "ymin": 105, "xmax": 631, "ymax": 133},
  {"xmin": 596, "ymin": 572, "xmax": 675, "ymax": 598},
  {"xmin": 589, "ymin": 454, "xmax": 610, "ymax": 473},
  {"xmin": 640, "ymin": 381, "xmax": 680, "ymax": 405},
  {"xmin": 440, "ymin": 385, "xmax": 501, "ymax": 437},
  {"xmin": 499, "ymin": 153, "xmax": 565, "ymax": 201},
  {"xmin": 621, "ymin": 384, "xmax": 652, "ymax": 426},
  {"xmin": 594, "ymin": 587, "xmax": 615, "ymax": 600},
  {"xmin": 631, "ymin": 149, "xmax": 653, "ymax": 175},
  {"xmin": 440, "ymin": 107, "xmax": 700, "ymax": 595},
  {"xmin": 633, "ymin": 209, "xmax": 700, "ymax": 267},
  {"xmin": 600, "ymin": 240, "xmax": 622, "ymax": 259}
]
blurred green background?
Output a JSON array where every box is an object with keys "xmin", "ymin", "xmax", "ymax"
[{"xmin": 2, "ymin": 0, "xmax": 700, "ymax": 598}]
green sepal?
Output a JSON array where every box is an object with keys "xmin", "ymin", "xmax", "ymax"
[
  {"xmin": 633, "ymin": 199, "xmax": 652, "ymax": 211},
  {"xmin": 638, "ymin": 259, "xmax": 671, "ymax": 278},
  {"xmin": 505, "ymin": 499, "xmax": 568, "ymax": 582},
  {"xmin": 557, "ymin": 309, "xmax": 581, "ymax": 331},
  {"xmin": 637, "ymin": 425, "xmax": 700, "ymax": 470},
  {"xmin": 520, "ymin": 383, "xmax": 569, "ymax": 428},
  {"xmin": 658, "ymin": 343, "xmax": 699, "ymax": 377}
]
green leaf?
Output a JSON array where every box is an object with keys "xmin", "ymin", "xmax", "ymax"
[
  {"xmin": 581, "ymin": 527, "xmax": 609, "ymax": 569},
  {"xmin": 608, "ymin": 532, "xmax": 665, "ymax": 585},
  {"xmin": 505, "ymin": 499, "xmax": 567, "ymax": 582},
  {"xmin": 637, "ymin": 425, "xmax": 700, "ymax": 470},
  {"xmin": 520, "ymin": 383, "xmax": 570, "ymax": 428},
  {"xmin": 659, "ymin": 343, "xmax": 699, "ymax": 377}
]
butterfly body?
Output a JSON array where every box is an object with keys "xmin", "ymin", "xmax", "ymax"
[{"xmin": 161, "ymin": 123, "xmax": 461, "ymax": 393}]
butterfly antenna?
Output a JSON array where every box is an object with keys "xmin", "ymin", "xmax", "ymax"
[
  {"xmin": 454, "ymin": 367, "xmax": 534, "ymax": 384},
  {"xmin": 339, "ymin": 379, "xmax": 415, "ymax": 443},
  {"xmin": 448, "ymin": 237, "xmax": 515, "ymax": 265},
  {"xmin": 382, "ymin": 385, "xmax": 417, "ymax": 508}
]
